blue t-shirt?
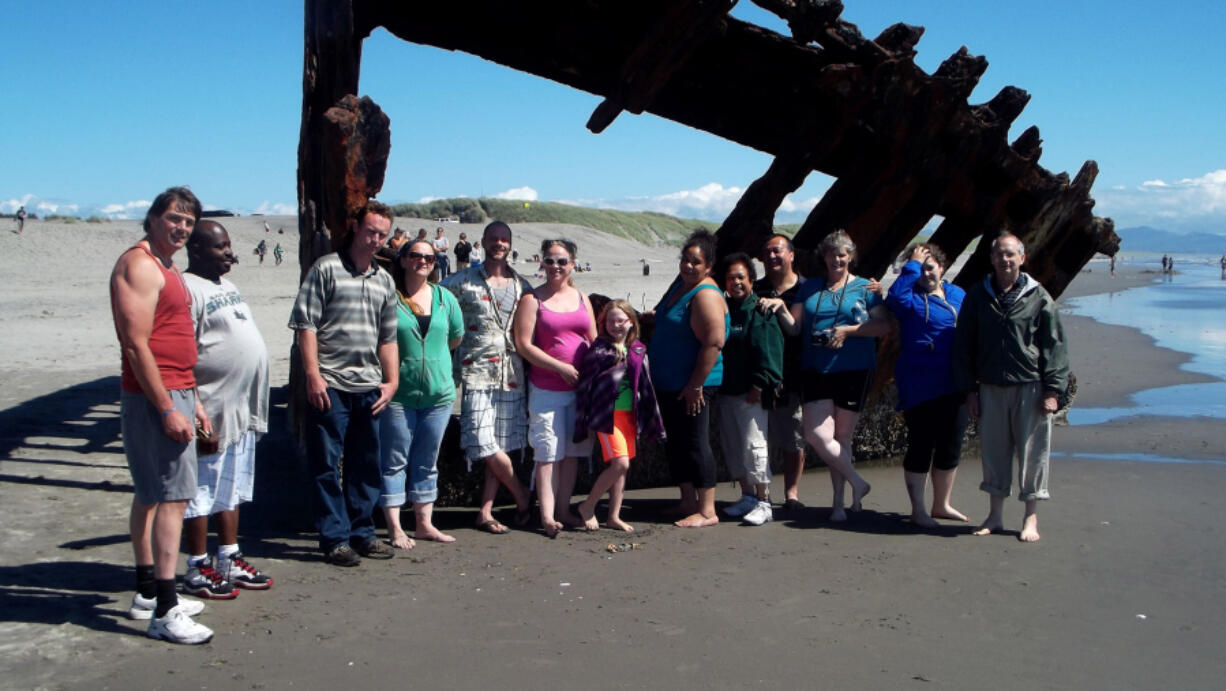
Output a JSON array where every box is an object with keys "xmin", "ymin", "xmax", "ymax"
[{"xmin": 798, "ymin": 276, "xmax": 882, "ymax": 373}]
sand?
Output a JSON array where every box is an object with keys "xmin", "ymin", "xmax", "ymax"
[{"xmin": 2, "ymin": 218, "xmax": 1224, "ymax": 690}]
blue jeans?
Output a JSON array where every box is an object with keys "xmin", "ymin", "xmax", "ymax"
[
  {"xmin": 435, "ymin": 253, "xmax": 450, "ymax": 280},
  {"xmin": 380, "ymin": 403, "xmax": 452, "ymax": 507},
  {"xmin": 305, "ymin": 388, "xmax": 384, "ymax": 551}
]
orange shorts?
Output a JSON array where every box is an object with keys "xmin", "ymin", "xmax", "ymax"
[{"xmin": 596, "ymin": 410, "xmax": 636, "ymax": 462}]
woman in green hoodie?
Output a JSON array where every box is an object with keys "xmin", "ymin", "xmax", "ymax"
[{"xmin": 715, "ymin": 253, "xmax": 784, "ymax": 526}]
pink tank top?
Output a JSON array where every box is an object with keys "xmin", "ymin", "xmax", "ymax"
[
  {"xmin": 115, "ymin": 244, "xmax": 197, "ymax": 394},
  {"xmin": 529, "ymin": 290, "xmax": 592, "ymax": 391}
]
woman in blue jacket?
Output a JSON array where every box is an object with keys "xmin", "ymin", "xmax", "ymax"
[{"xmin": 886, "ymin": 244, "xmax": 968, "ymax": 527}]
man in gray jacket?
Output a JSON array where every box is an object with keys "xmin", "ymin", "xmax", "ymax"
[{"xmin": 954, "ymin": 233, "xmax": 1068, "ymax": 542}]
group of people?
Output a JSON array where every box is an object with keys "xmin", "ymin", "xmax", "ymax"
[{"xmin": 112, "ymin": 188, "xmax": 1068, "ymax": 647}]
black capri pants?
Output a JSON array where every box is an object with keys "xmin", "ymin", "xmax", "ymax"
[
  {"xmin": 657, "ymin": 387, "xmax": 719, "ymax": 490},
  {"xmin": 901, "ymin": 392, "xmax": 968, "ymax": 474}
]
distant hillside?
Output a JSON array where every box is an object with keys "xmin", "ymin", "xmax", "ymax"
[
  {"xmin": 388, "ymin": 198, "xmax": 710, "ymax": 245},
  {"xmin": 1117, "ymin": 226, "xmax": 1226, "ymax": 254}
]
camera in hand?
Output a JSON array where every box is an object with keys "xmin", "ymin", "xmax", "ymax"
[{"xmin": 811, "ymin": 328, "xmax": 834, "ymax": 347}]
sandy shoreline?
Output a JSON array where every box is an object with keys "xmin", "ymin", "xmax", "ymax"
[{"xmin": 2, "ymin": 219, "xmax": 1224, "ymax": 689}]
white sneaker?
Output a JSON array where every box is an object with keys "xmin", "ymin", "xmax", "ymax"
[
  {"xmin": 128, "ymin": 593, "xmax": 205, "ymax": 621},
  {"xmin": 743, "ymin": 501, "xmax": 774, "ymax": 526},
  {"xmin": 147, "ymin": 603, "xmax": 214, "ymax": 645},
  {"xmin": 724, "ymin": 494, "xmax": 758, "ymax": 518}
]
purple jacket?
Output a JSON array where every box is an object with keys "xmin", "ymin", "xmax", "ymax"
[{"xmin": 573, "ymin": 337, "xmax": 666, "ymax": 445}]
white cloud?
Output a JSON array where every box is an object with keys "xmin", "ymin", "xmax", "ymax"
[
  {"xmin": 0, "ymin": 194, "xmax": 35, "ymax": 214},
  {"xmin": 494, "ymin": 186, "xmax": 539, "ymax": 202},
  {"xmin": 1098, "ymin": 169, "xmax": 1226, "ymax": 232},
  {"xmin": 253, "ymin": 201, "xmax": 296, "ymax": 216},
  {"xmin": 100, "ymin": 200, "xmax": 151, "ymax": 219}
]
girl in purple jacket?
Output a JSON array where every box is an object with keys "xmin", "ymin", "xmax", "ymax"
[{"xmin": 574, "ymin": 300, "xmax": 666, "ymax": 532}]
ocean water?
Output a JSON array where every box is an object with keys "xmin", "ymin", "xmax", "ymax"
[{"xmin": 1064, "ymin": 255, "xmax": 1226, "ymax": 425}]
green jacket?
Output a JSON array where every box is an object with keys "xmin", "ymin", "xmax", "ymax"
[
  {"xmin": 953, "ymin": 273, "xmax": 1069, "ymax": 395},
  {"xmin": 721, "ymin": 293, "xmax": 784, "ymax": 398},
  {"xmin": 393, "ymin": 284, "xmax": 464, "ymax": 409}
]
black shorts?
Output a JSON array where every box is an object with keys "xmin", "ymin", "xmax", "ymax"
[{"xmin": 800, "ymin": 369, "xmax": 871, "ymax": 412}]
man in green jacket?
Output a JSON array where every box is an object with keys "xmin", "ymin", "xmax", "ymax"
[{"xmin": 953, "ymin": 233, "xmax": 1069, "ymax": 543}]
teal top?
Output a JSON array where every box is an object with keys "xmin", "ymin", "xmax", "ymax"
[
  {"xmin": 798, "ymin": 276, "xmax": 883, "ymax": 373},
  {"xmin": 648, "ymin": 281, "xmax": 728, "ymax": 392},
  {"xmin": 392, "ymin": 283, "xmax": 464, "ymax": 409}
]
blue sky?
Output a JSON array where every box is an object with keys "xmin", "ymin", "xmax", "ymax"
[{"xmin": 2, "ymin": 1, "xmax": 1224, "ymax": 233}]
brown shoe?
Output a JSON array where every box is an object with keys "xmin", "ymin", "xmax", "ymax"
[{"xmin": 352, "ymin": 538, "xmax": 394, "ymax": 560}]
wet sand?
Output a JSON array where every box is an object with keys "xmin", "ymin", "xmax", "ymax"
[{"xmin": 2, "ymin": 222, "xmax": 1224, "ymax": 689}]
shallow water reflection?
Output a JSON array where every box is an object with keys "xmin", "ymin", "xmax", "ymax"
[{"xmin": 1065, "ymin": 259, "xmax": 1226, "ymax": 424}]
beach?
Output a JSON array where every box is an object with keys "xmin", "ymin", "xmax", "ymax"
[{"xmin": 2, "ymin": 218, "xmax": 1224, "ymax": 690}]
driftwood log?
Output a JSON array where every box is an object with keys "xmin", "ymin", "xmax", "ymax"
[{"xmin": 292, "ymin": 0, "xmax": 1116, "ymax": 495}]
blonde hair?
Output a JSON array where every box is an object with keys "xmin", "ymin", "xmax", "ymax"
[{"xmin": 597, "ymin": 299, "xmax": 640, "ymax": 348}]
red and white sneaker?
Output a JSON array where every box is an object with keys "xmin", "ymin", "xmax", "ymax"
[
  {"xmin": 218, "ymin": 552, "xmax": 273, "ymax": 590},
  {"xmin": 183, "ymin": 558, "xmax": 239, "ymax": 599}
]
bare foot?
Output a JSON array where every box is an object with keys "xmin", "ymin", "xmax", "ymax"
[
  {"xmin": 909, "ymin": 511, "xmax": 939, "ymax": 528},
  {"xmin": 557, "ymin": 510, "xmax": 585, "ymax": 529},
  {"xmin": 972, "ymin": 519, "xmax": 1003, "ymax": 536},
  {"xmin": 932, "ymin": 506, "xmax": 969, "ymax": 522},
  {"xmin": 661, "ymin": 502, "xmax": 698, "ymax": 518},
  {"xmin": 607, "ymin": 518, "xmax": 635, "ymax": 532},
  {"xmin": 577, "ymin": 503, "xmax": 600, "ymax": 531},
  {"xmin": 1019, "ymin": 514, "xmax": 1041, "ymax": 542},
  {"xmin": 829, "ymin": 507, "xmax": 848, "ymax": 523},
  {"xmin": 414, "ymin": 528, "xmax": 456, "ymax": 543},
  {"xmin": 850, "ymin": 481, "xmax": 872, "ymax": 511},
  {"xmin": 674, "ymin": 512, "xmax": 719, "ymax": 528},
  {"xmin": 389, "ymin": 531, "xmax": 415, "ymax": 549}
]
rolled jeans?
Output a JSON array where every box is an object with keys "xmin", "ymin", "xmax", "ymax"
[
  {"xmin": 977, "ymin": 382, "xmax": 1051, "ymax": 501},
  {"xmin": 380, "ymin": 402, "xmax": 452, "ymax": 507},
  {"xmin": 306, "ymin": 387, "xmax": 384, "ymax": 551}
]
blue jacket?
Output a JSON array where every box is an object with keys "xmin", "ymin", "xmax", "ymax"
[{"xmin": 886, "ymin": 260, "xmax": 965, "ymax": 410}]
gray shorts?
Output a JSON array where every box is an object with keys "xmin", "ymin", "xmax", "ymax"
[
  {"xmin": 460, "ymin": 387, "xmax": 527, "ymax": 467},
  {"xmin": 767, "ymin": 391, "xmax": 806, "ymax": 452},
  {"xmin": 121, "ymin": 389, "xmax": 198, "ymax": 504}
]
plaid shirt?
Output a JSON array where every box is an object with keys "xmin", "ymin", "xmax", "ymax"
[{"xmin": 441, "ymin": 265, "xmax": 533, "ymax": 391}]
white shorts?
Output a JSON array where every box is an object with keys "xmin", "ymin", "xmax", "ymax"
[
  {"xmin": 528, "ymin": 384, "xmax": 594, "ymax": 463},
  {"xmin": 185, "ymin": 430, "xmax": 257, "ymax": 519}
]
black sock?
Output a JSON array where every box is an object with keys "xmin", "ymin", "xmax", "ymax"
[
  {"xmin": 153, "ymin": 579, "xmax": 178, "ymax": 618},
  {"xmin": 136, "ymin": 565, "xmax": 156, "ymax": 599}
]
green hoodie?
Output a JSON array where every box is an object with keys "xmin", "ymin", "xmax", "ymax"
[
  {"xmin": 721, "ymin": 293, "xmax": 784, "ymax": 397},
  {"xmin": 392, "ymin": 283, "xmax": 465, "ymax": 409}
]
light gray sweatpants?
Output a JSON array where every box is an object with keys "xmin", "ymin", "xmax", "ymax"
[
  {"xmin": 718, "ymin": 393, "xmax": 772, "ymax": 486},
  {"xmin": 977, "ymin": 382, "xmax": 1051, "ymax": 501}
]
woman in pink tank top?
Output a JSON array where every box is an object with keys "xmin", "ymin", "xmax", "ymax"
[{"xmin": 513, "ymin": 239, "xmax": 598, "ymax": 537}]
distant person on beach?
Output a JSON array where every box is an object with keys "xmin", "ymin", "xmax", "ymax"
[
  {"xmin": 182, "ymin": 221, "xmax": 273, "ymax": 598},
  {"xmin": 645, "ymin": 229, "xmax": 728, "ymax": 528},
  {"xmin": 513, "ymin": 239, "xmax": 597, "ymax": 537},
  {"xmin": 953, "ymin": 233, "xmax": 1069, "ymax": 543},
  {"xmin": 764, "ymin": 230, "xmax": 890, "ymax": 522},
  {"xmin": 1220, "ymin": 254, "xmax": 1225, "ymax": 279},
  {"xmin": 273, "ymin": 243, "xmax": 283, "ymax": 266},
  {"xmin": 442, "ymin": 221, "xmax": 533, "ymax": 535},
  {"xmin": 715, "ymin": 253, "xmax": 783, "ymax": 526},
  {"xmin": 288, "ymin": 200, "xmax": 399, "ymax": 567},
  {"xmin": 379, "ymin": 239, "xmax": 464, "ymax": 548},
  {"xmin": 1161, "ymin": 255, "xmax": 1170, "ymax": 273},
  {"xmin": 752, "ymin": 234, "xmax": 808, "ymax": 516},
  {"xmin": 255, "ymin": 239, "xmax": 267, "ymax": 265},
  {"xmin": 15, "ymin": 205, "xmax": 26, "ymax": 234},
  {"xmin": 432, "ymin": 227, "xmax": 451, "ymax": 280},
  {"xmin": 573, "ymin": 300, "xmax": 666, "ymax": 532},
  {"xmin": 453, "ymin": 232, "xmax": 472, "ymax": 270},
  {"xmin": 416, "ymin": 228, "xmax": 428, "ymax": 242},
  {"xmin": 388, "ymin": 228, "xmax": 408, "ymax": 254},
  {"xmin": 1109, "ymin": 254, "xmax": 1116, "ymax": 276},
  {"xmin": 470, "ymin": 240, "xmax": 484, "ymax": 267},
  {"xmin": 109, "ymin": 186, "xmax": 213, "ymax": 644},
  {"xmin": 263, "ymin": 221, "xmax": 270, "ymax": 234},
  {"xmin": 886, "ymin": 244, "xmax": 968, "ymax": 528}
]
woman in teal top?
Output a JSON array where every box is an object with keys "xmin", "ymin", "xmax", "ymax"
[
  {"xmin": 379, "ymin": 240, "xmax": 464, "ymax": 548},
  {"xmin": 766, "ymin": 230, "xmax": 891, "ymax": 522},
  {"xmin": 647, "ymin": 229, "xmax": 728, "ymax": 528}
]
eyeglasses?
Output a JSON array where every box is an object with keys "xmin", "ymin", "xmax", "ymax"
[
  {"xmin": 405, "ymin": 252, "xmax": 436, "ymax": 263},
  {"xmin": 542, "ymin": 257, "xmax": 571, "ymax": 266}
]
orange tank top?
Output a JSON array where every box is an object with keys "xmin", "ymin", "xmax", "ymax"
[{"xmin": 115, "ymin": 244, "xmax": 197, "ymax": 394}]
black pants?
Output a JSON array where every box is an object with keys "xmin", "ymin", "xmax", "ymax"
[
  {"xmin": 902, "ymin": 393, "xmax": 968, "ymax": 474},
  {"xmin": 658, "ymin": 388, "xmax": 718, "ymax": 490}
]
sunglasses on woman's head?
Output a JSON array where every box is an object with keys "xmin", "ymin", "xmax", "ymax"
[
  {"xmin": 542, "ymin": 257, "xmax": 570, "ymax": 266},
  {"xmin": 406, "ymin": 252, "xmax": 436, "ymax": 263}
]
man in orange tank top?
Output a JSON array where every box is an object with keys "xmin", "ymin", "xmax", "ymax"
[{"xmin": 110, "ymin": 187, "xmax": 215, "ymax": 644}]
